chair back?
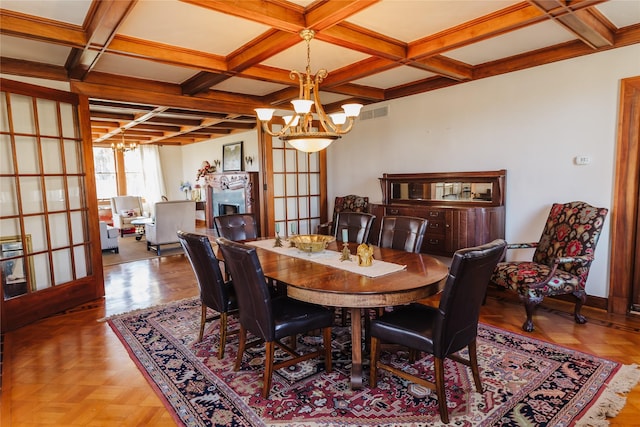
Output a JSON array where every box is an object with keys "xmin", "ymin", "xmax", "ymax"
[
  {"xmin": 331, "ymin": 194, "xmax": 368, "ymax": 224},
  {"xmin": 177, "ymin": 231, "xmax": 230, "ymax": 313},
  {"xmin": 533, "ymin": 201, "xmax": 608, "ymax": 285},
  {"xmin": 378, "ymin": 216, "xmax": 428, "ymax": 253},
  {"xmin": 216, "ymin": 238, "xmax": 274, "ymax": 341},
  {"xmin": 334, "ymin": 212, "xmax": 376, "ymax": 244},
  {"xmin": 435, "ymin": 239, "xmax": 507, "ymax": 358},
  {"xmin": 214, "ymin": 213, "xmax": 258, "ymax": 241}
]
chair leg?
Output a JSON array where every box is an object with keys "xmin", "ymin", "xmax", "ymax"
[
  {"xmin": 573, "ymin": 290, "xmax": 588, "ymax": 324},
  {"xmin": 468, "ymin": 339, "xmax": 483, "ymax": 393},
  {"xmin": 234, "ymin": 326, "xmax": 247, "ymax": 371},
  {"xmin": 218, "ymin": 312, "xmax": 228, "ymax": 359},
  {"xmin": 520, "ymin": 294, "xmax": 540, "ymax": 332},
  {"xmin": 370, "ymin": 336, "xmax": 380, "ymax": 388},
  {"xmin": 198, "ymin": 304, "xmax": 207, "ymax": 342},
  {"xmin": 323, "ymin": 327, "xmax": 333, "ymax": 373},
  {"xmin": 434, "ymin": 357, "xmax": 449, "ymax": 424},
  {"xmin": 262, "ymin": 341, "xmax": 275, "ymax": 398}
]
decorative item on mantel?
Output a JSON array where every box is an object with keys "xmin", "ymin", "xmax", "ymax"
[
  {"xmin": 196, "ymin": 161, "xmax": 216, "ymax": 181},
  {"xmin": 179, "ymin": 181, "xmax": 192, "ymax": 200},
  {"xmin": 192, "ymin": 184, "xmax": 201, "ymax": 201}
]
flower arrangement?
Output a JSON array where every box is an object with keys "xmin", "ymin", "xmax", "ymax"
[
  {"xmin": 180, "ymin": 181, "xmax": 192, "ymax": 199},
  {"xmin": 196, "ymin": 160, "xmax": 216, "ymax": 181}
]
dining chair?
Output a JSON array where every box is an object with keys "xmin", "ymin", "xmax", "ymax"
[
  {"xmin": 216, "ymin": 237, "xmax": 334, "ymax": 399},
  {"xmin": 317, "ymin": 194, "xmax": 369, "ymax": 235},
  {"xmin": 333, "ymin": 211, "xmax": 376, "ymax": 244},
  {"xmin": 214, "ymin": 213, "xmax": 258, "ymax": 241},
  {"xmin": 177, "ymin": 231, "xmax": 238, "ymax": 359},
  {"xmin": 377, "ymin": 215, "xmax": 428, "ymax": 253},
  {"xmin": 490, "ymin": 201, "xmax": 608, "ymax": 332},
  {"xmin": 370, "ymin": 239, "xmax": 507, "ymax": 424}
]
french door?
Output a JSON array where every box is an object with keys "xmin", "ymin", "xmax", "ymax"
[
  {"xmin": 260, "ymin": 130, "xmax": 327, "ymax": 239},
  {"xmin": 0, "ymin": 79, "xmax": 104, "ymax": 332}
]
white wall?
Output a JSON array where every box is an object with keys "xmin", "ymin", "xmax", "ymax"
[
  {"xmin": 327, "ymin": 44, "xmax": 640, "ymax": 298},
  {"xmin": 159, "ymin": 130, "xmax": 259, "ymax": 202}
]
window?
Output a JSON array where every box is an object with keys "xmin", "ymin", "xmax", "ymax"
[
  {"xmin": 124, "ymin": 149, "xmax": 144, "ymax": 196},
  {"xmin": 93, "ymin": 147, "xmax": 117, "ymax": 199}
]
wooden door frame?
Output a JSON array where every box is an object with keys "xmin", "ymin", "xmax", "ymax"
[{"xmin": 609, "ymin": 76, "xmax": 640, "ymax": 315}]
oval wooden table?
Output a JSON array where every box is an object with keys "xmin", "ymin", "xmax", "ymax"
[{"xmin": 238, "ymin": 240, "xmax": 450, "ymax": 390}]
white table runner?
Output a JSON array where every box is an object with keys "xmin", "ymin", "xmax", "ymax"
[{"xmin": 247, "ymin": 239, "xmax": 406, "ymax": 278}]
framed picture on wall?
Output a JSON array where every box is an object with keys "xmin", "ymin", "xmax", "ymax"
[{"xmin": 223, "ymin": 141, "xmax": 243, "ymax": 172}]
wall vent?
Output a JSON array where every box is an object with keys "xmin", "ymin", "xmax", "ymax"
[{"xmin": 359, "ymin": 106, "xmax": 388, "ymax": 121}]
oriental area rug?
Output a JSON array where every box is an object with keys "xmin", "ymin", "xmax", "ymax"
[{"xmin": 108, "ymin": 297, "xmax": 639, "ymax": 427}]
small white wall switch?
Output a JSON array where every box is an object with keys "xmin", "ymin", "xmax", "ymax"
[{"xmin": 575, "ymin": 156, "xmax": 591, "ymax": 165}]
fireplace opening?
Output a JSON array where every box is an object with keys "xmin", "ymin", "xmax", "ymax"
[{"xmin": 218, "ymin": 203, "xmax": 240, "ymax": 215}]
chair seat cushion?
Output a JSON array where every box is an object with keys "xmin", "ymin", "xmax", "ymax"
[
  {"xmin": 370, "ymin": 303, "xmax": 439, "ymax": 352},
  {"xmin": 492, "ymin": 261, "xmax": 582, "ymax": 299},
  {"xmin": 272, "ymin": 296, "xmax": 334, "ymax": 339}
]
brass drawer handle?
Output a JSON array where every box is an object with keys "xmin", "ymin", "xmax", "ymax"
[
  {"xmin": 389, "ymin": 209, "xmax": 399, "ymax": 215},
  {"xmin": 428, "ymin": 239, "xmax": 440, "ymax": 245},
  {"xmin": 429, "ymin": 211, "xmax": 439, "ymax": 217}
]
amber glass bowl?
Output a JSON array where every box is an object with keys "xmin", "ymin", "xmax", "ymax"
[{"xmin": 289, "ymin": 234, "xmax": 335, "ymax": 253}]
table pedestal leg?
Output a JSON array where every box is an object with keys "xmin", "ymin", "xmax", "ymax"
[{"xmin": 350, "ymin": 307, "xmax": 363, "ymax": 389}]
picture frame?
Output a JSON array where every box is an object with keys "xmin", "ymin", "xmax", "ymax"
[
  {"xmin": 1, "ymin": 235, "xmax": 34, "ymax": 298},
  {"xmin": 223, "ymin": 141, "xmax": 243, "ymax": 172}
]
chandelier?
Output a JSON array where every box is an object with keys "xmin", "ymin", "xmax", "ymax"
[
  {"xmin": 111, "ymin": 129, "xmax": 137, "ymax": 153},
  {"xmin": 255, "ymin": 29, "xmax": 363, "ymax": 153}
]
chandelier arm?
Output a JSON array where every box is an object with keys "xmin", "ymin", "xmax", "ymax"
[
  {"xmin": 335, "ymin": 117, "xmax": 356, "ymax": 134},
  {"xmin": 312, "ymin": 77, "xmax": 338, "ymax": 134}
]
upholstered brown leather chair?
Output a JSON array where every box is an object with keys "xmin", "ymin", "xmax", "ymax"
[
  {"xmin": 491, "ymin": 201, "xmax": 608, "ymax": 332},
  {"xmin": 370, "ymin": 239, "xmax": 507, "ymax": 424},
  {"xmin": 214, "ymin": 213, "xmax": 258, "ymax": 241},
  {"xmin": 317, "ymin": 194, "xmax": 369, "ymax": 235},
  {"xmin": 378, "ymin": 216, "xmax": 428, "ymax": 253},
  {"xmin": 177, "ymin": 231, "xmax": 238, "ymax": 359},
  {"xmin": 333, "ymin": 212, "xmax": 376, "ymax": 244},
  {"xmin": 216, "ymin": 237, "xmax": 333, "ymax": 398}
]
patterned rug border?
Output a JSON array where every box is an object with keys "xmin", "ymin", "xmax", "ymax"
[{"xmin": 107, "ymin": 297, "xmax": 640, "ymax": 427}]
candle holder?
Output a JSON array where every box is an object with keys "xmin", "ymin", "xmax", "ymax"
[
  {"xmin": 340, "ymin": 242, "xmax": 352, "ymax": 262},
  {"xmin": 274, "ymin": 234, "xmax": 283, "ymax": 247}
]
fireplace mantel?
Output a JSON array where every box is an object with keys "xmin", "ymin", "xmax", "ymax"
[{"xmin": 203, "ymin": 172, "xmax": 260, "ymax": 231}]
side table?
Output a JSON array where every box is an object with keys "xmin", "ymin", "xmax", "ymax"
[{"xmin": 130, "ymin": 217, "xmax": 154, "ymax": 241}]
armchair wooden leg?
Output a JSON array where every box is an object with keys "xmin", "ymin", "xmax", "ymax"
[
  {"xmin": 262, "ymin": 341, "xmax": 275, "ymax": 398},
  {"xmin": 520, "ymin": 294, "xmax": 539, "ymax": 332},
  {"xmin": 235, "ymin": 327, "xmax": 247, "ymax": 371},
  {"xmin": 573, "ymin": 290, "xmax": 588, "ymax": 324},
  {"xmin": 434, "ymin": 357, "xmax": 449, "ymax": 424}
]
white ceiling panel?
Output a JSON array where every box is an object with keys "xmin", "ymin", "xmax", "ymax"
[
  {"xmin": 262, "ymin": 39, "xmax": 369, "ymax": 74},
  {"xmin": 347, "ymin": 0, "xmax": 521, "ymax": 43},
  {"xmin": 353, "ymin": 65, "xmax": 437, "ymax": 89},
  {"xmin": 92, "ymin": 53, "xmax": 198, "ymax": 84},
  {"xmin": 118, "ymin": 0, "xmax": 269, "ymax": 55},
  {"xmin": 596, "ymin": 0, "xmax": 640, "ymax": 28},
  {"xmin": 447, "ymin": 20, "xmax": 577, "ymax": 65},
  {"xmin": 213, "ymin": 76, "xmax": 287, "ymax": 97},
  {"xmin": 0, "ymin": 35, "xmax": 71, "ymax": 65},
  {"xmin": 0, "ymin": 0, "xmax": 91, "ymax": 25}
]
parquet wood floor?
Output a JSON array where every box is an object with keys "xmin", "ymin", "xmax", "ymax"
[{"xmin": 2, "ymin": 250, "xmax": 639, "ymax": 426}]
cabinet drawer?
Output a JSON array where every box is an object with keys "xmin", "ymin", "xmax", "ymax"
[
  {"xmin": 425, "ymin": 219, "xmax": 446, "ymax": 236},
  {"xmin": 423, "ymin": 237, "xmax": 446, "ymax": 252},
  {"xmin": 385, "ymin": 206, "xmax": 416, "ymax": 216},
  {"xmin": 423, "ymin": 209, "xmax": 445, "ymax": 220}
]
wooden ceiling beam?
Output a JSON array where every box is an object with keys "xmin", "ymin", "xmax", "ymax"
[
  {"xmin": 0, "ymin": 9, "xmax": 86, "ymax": 46},
  {"xmin": 66, "ymin": 0, "xmax": 136, "ymax": 80},
  {"xmin": 529, "ymin": 0, "xmax": 614, "ymax": 48},
  {"xmin": 410, "ymin": 55, "xmax": 473, "ymax": 81},
  {"xmin": 226, "ymin": 30, "xmax": 300, "ymax": 72},
  {"xmin": 304, "ymin": 0, "xmax": 380, "ymax": 31},
  {"xmin": 180, "ymin": 0, "xmax": 305, "ymax": 32},
  {"xmin": 319, "ymin": 22, "xmax": 406, "ymax": 61},
  {"xmin": 0, "ymin": 57, "xmax": 69, "ymax": 81}
]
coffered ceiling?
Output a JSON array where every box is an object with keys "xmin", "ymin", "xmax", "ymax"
[{"xmin": 1, "ymin": 0, "xmax": 638, "ymax": 148}]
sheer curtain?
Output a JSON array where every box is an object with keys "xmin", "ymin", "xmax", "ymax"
[{"xmin": 139, "ymin": 144, "xmax": 166, "ymax": 217}]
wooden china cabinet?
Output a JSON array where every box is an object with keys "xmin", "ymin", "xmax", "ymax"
[{"xmin": 369, "ymin": 170, "xmax": 506, "ymax": 256}]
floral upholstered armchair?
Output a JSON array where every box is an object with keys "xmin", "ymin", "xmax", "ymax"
[
  {"xmin": 317, "ymin": 195, "xmax": 369, "ymax": 236},
  {"xmin": 491, "ymin": 201, "xmax": 608, "ymax": 332}
]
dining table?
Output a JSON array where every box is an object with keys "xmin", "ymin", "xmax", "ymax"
[{"xmin": 215, "ymin": 236, "xmax": 449, "ymax": 389}]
